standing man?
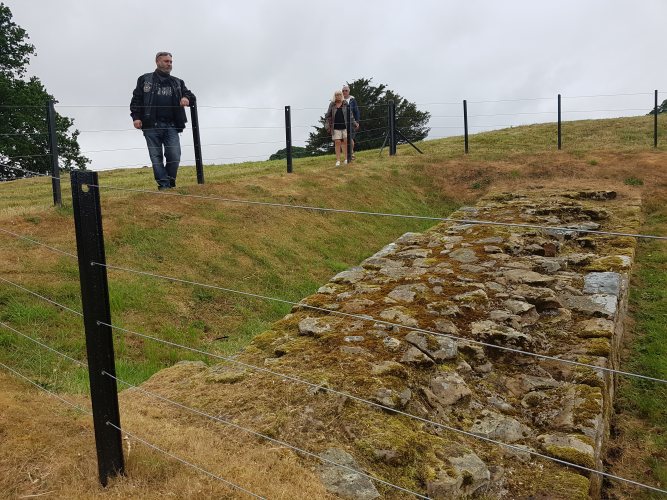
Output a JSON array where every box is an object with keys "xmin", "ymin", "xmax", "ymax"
[
  {"xmin": 342, "ymin": 84, "xmax": 360, "ymax": 160},
  {"xmin": 130, "ymin": 51, "xmax": 195, "ymax": 190}
]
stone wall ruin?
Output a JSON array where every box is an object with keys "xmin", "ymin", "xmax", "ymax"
[{"xmin": 142, "ymin": 188, "xmax": 641, "ymax": 499}]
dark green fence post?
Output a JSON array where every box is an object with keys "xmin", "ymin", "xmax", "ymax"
[
  {"xmin": 71, "ymin": 170, "xmax": 125, "ymax": 486},
  {"xmin": 46, "ymin": 100, "xmax": 61, "ymax": 206}
]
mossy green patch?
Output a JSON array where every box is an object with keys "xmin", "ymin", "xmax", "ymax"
[
  {"xmin": 526, "ymin": 470, "xmax": 590, "ymax": 500},
  {"xmin": 585, "ymin": 337, "xmax": 611, "ymax": 356},
  {"xmin": 544, "ymin": 444, "xmax": 595, "ymax": 469},
  {"xmin": 586, "ymin": 255, "xmax": 630, "ymax": 272}
]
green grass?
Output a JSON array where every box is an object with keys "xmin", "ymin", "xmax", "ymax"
[
  {"xmin": 617, "ymin": 195, "xmax": 667, "ymax": 492},
  {"xmin": 625, "ymin": 176, "xmax": 644, "ymax": 186}
]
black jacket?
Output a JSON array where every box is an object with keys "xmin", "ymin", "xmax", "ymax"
[{"xmin": 130, "ymin": 71, "xmax": 196, "ymax": 132}]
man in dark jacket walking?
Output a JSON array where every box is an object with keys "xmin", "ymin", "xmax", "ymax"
[
  {"xmin": 342, "ymin": 85, "xmax": 360, "ymax": 159},
  {"xmin": 130, "ymin": 51, "xmax": 196, "ymax": 190}
]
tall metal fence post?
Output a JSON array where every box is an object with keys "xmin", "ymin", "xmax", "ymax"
[
  {"xmin": 70, "ymin": 170, "xmax": 125, "ymax": 486},
  {"xmin": 190, "ymin": 102, "xmax": 205, "ymax": 184},
  {"xmin": 389, "ymin": 101, "xmax": 397, "ymax": 156},
  {"xmin": 346, "ymin": 105, "xmax": 352, "ymax": 163},
  {"xmin": 463, "ymin": 99, "xmax": 469, "ymax": 154},
  {"xmin": 557, "ymin": 94, "xmax": 562, "ymax": 150},
  {"xmin": 654, "ymin": 89, "xmax": 659, "ymax": 148},
  {"xmin": 46, "ymin": 100, "xmax": 61, "ymax": 206},
  {"xmin": 284, "ymin": 105, "xmax": 293, "ymax": 173}
]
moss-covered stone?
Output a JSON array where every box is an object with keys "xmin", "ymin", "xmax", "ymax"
[
  {"xmin": 586, "ymin": 255, "xmax": 631, "ymax": 271},
  {"xmin": 586, "ymin": 337, "xmax": 611, "ymax": 356},
  {"xmin": 525, "ymin": 470, "xmax": 591, "ymax": 500},
  {"xmin": 544, "ymin": 444, "xmax": 595, "ymax": 468},
  {"xmin": 540, "ymin": 434, "xmax": 596, "ymax": 468}
]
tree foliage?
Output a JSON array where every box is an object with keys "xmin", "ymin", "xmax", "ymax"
[
  {"xmin": 305, "ymin": 77, "xmax": 430, "ymax": 155},
  {"xmin": 0, "ymin": 3, "xmax": 88, "ymax": 181},
  {"xmin": 648, "ymin": 99, "xmax": 667, "ymax": 115},
  {"xmin": 268, "ymin": 146, "xmax": 314, "ymax": 161}
]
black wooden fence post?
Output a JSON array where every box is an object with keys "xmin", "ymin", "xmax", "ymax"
[
  {"xmin": 190, "ymin": 102, "xmax": 204, "ymax": 184},
  {"xmin": 463, "ymin": 99, "xmax": 469, "ymax": 154},
  {"xmin": 46, "ymin": 100, "xmax": 61, "ymax": 206},
  {"xmin": 558, "ymin": 94, "xmax": 562, "ymax": 150},
  {"xmin": 654, "ymin": 90, "xmax": 659, "ymax": 148},
  {"xmin": 284, "ymin": 105, "xmax": 293, "ymax": 173},
  {"xmin": 389, "ymin": 101, "xmax": 397, "ymax": 156},
  {"xmin": 71, "ymin": 170, "xmax": 124, "ymax": 486}
]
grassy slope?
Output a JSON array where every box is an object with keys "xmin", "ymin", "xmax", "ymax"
[{"xmin": 0, "ymin": 114, "xmax": 666, "ymax": 497}]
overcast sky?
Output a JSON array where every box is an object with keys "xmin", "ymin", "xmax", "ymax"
[{"xmin": 5, "ymin": 0, "xmax": 666, "ymax": 171}]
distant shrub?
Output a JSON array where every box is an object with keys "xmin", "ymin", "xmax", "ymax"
[{"xmin": 624, "ymin": 176, "xmax": 643, "ymax": 186}]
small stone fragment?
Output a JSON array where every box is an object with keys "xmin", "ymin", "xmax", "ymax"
[
  {"xmin": 538, "ymin": 434, "xmax": 595, "ymax": 468},
  {"xmin": 400, "ymin": 346, "xmax": 434, "ymax": 366},
  {"xmin": 577, "ymin": 318, "xmax": 615, "ymax": 338},
  {"xmin": 382, "ymin": 337, "xmax": 401, "ymax": 351},
  {"xmin": 318, "ymin": 449, "xmax": 380, "ymax": 499},
  {"xmin": 427, "ymin": 373, "xmax": 472, "ymax": 406},
  {"xmin": 379, "ymin": 307, "xmax": 419, "ymax": 327},
  {"xmin": 449, "ymin": 248, "xmax": 479, "ymax": 263},
  {"xmin": 298, "ymin": 317, "xmax": 334, "ymax": 337},
  {"xmin": 470, "ymin": 410, "xmax": 530, "ymax": 442},
  {"xmin": 371, "ymin": 361, "xmax": 407, "ymax": 377}
]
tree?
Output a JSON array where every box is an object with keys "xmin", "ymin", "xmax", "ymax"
[
  {"xmin": 305, "ymin": 78, "xmax": 430, "ymax": 155},
  {"xmin": 648, "ymin": 99, "xmax": 667, "ymax": 115},
  {"xmin": 269, "ymin": 146, "xmax": 315, "ymax": 161},
  {"xmin": 0, "ymin": 3, "xmax": 88, "ymax": 181}
]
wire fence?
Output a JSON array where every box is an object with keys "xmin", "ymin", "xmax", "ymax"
[
  {"xmin": 1, "ymin": 88, "xmax": 666, "ymax": 496},
  {"xmin": 1, "ymin": 89, "xmax": 663, "ymax": 185},
  {"xmin": 1, "ymin": 158, "xmax": 666, "ymax": 497}
]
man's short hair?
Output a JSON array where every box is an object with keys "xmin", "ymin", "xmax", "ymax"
[
  {"xmin": 155, "ymin": 51, "xmax": 172, "ymax": 61},
  {"xmin": 342, "ymin": 85, "xmax": 350, "ymax": 91}
]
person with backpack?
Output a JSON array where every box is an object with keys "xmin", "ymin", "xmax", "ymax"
[{"xmin": 342, "ymin": 84, "xmax": 360, "ymax": 159}]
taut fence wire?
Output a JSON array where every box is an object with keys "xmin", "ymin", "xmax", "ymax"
[{"xmin": 2, "ymin": 88, "xmax": 662, "ymax": 191}]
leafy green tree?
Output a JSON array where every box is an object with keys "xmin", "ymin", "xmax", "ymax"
[
  {"xmin": 269, "ymin": 146, "xmax": 314, "ymax": 161},
  {"xmin": 648, "ymin": 99, "xmax": 667, "ymax": 115},
  {"xmin": 0, "ymin": 3, "xmax": 88, "ymax": 180},
  {"xmin": 305, "ymin": 78, "xmax": 430, "ymax": 155}
]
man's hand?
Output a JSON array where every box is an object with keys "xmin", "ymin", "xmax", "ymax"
[
  {"xmin": 180, "ymin": 97, "xmax": 190, "ymax": 107},
  {"xmin": 133, "ymin": 119, "xmax": 142, "ymax": 129}
]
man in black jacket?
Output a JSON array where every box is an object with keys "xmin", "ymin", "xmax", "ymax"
[{"xmin": 130, "ymin": 51, "xmax": 196, "ymax": 190}]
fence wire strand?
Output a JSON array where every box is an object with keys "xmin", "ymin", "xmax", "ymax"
[
  {"xmin": 0, "ymin": 276, "xmax": 82, "ymax": 316},
  {"xmin": 0, "ymin": 361, "xmax": 92, "ymax": 415},
  {"xmin": 0, "ymin": 163, "xmax": 54, "ymax": 178},
  {"xmin": 0, "ymin": 226, "xmax": 78, "ymax": 258},
  {"xmin": 0, "ymin": 320, "xmax": 85, "ymax": 367}
]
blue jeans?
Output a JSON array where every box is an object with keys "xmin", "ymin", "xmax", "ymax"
[{"xmin": 143, "ymin": 122, "xmax": 181, "ymax": 189}]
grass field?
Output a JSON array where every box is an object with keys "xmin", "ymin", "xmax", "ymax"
[{"xmin": 0, "ymin": 114, "xmax": 666, "ymax": 497}]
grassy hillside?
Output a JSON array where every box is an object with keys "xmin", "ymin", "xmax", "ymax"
[{"xmin": 0, "ymin": 114, "xmax": 666, "ymax": 497}]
